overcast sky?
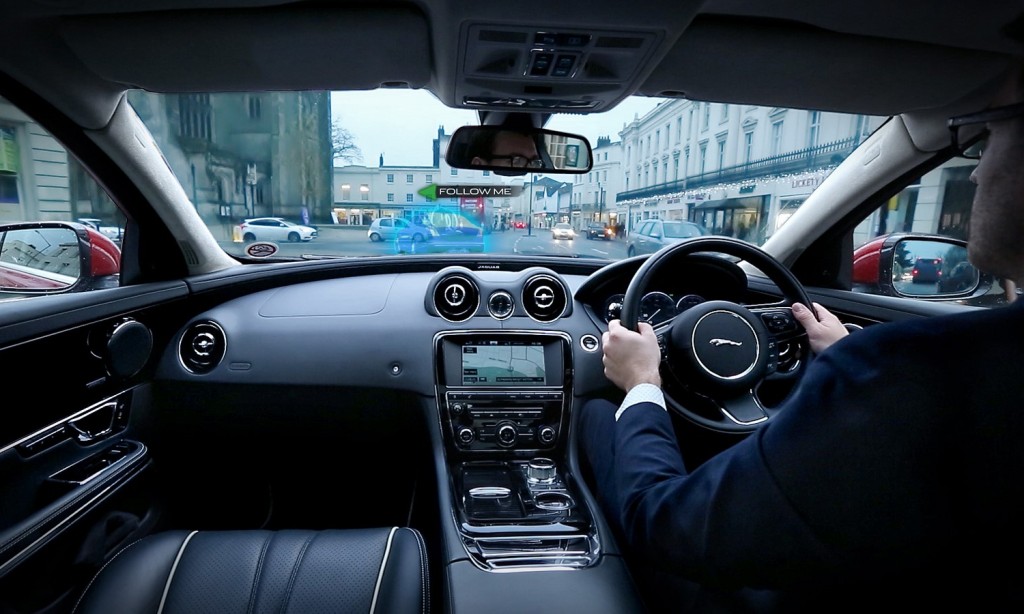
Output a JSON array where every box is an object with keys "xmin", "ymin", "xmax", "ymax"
[{"xmin": 330, "ymin": 89, "xmax": 666, "ymax": 167}]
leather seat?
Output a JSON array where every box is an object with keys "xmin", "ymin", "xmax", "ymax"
[{"xmin": 75, "ymin": 527, "xmax": 429, "ymax": 613}]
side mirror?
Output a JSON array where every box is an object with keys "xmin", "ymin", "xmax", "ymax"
[
  {"xmin": 0, "ymin": 221, "xmax": 120, "ymax": 297},
  {"xmin": 852, "ymin": 233, "xmax": 987, "ymax": 299},
  {"xmin": 445, "ymin": 125, "xmax": 593, "ymax": 176}
]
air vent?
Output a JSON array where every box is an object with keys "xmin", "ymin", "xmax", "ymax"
[
  {"xmin": 178, "ymin": 321, "xmax": 226, "ymax": 374},
  {"xmin": 433, "ymin": 274, "xmax": 480, "ymax": 322},
  {"xmin": 521, "ymin": 274, "xmax": 567, "ymax": 322}
]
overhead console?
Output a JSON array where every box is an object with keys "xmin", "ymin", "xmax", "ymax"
[{"xmin": 455, "ymin": 22, "xmax": 663, "ymax": 112}]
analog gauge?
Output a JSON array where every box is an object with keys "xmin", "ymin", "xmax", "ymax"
[
  {"xmin": 676, "ymin": 294, "xmax": 705, "ymax": 312},
  {"xmin": 639, "ymin": 291, "xmax": 677, "ymax": 326},
  {"xmin": 487, "ymin": 291, "xmax": 514, "ymax": 320},
  {"xmin": 603, "ymin": 293, "xmax": 625, "ymax": 323}
]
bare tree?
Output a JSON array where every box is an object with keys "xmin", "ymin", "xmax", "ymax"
[{"xmin": 332, "ymin": 120, "xmax": 362, "ymax": 163}]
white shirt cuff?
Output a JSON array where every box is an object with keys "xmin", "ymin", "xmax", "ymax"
[{"xmin": 615, "ymin": 383, "xmax": 666, "ymax": 421}]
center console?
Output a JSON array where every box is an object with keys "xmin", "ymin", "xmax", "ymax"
[{"xmin": 434, "ymin": 331, "xmax": 598, "ymax": 571}]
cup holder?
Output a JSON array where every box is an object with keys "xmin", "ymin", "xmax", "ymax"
[{"xmin": 534, "ymin": 491, "xmax": 574, "ymax": 511}]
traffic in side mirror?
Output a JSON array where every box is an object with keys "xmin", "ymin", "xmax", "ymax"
[{"xmin": 852, "ymin": 233, "xmax": 989, "ymax": 300}]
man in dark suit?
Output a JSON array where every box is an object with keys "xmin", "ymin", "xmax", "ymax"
[{"xmin": 579, "ymin": 62, "xmax": 1024, "ymax": 612}]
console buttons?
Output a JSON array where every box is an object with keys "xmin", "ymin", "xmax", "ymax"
[
  {"xmin": 580, "ymin": 334, "xmax": 599, "ymax": 352},
  {"xmin": 530, "ymin": 53, "xmax": 554, "ymax": 76},
  {"xmin": 538, "ymin": 425, "xmax": 557, "ymax": 445},
  {"xmin": 451, "ymin": 402, "xmax": 466, "ymax": 416},
  {"xmin": 496, "ymin": 423, "xmax": 518, "ymax": 447},
  {"xmin": 458, "ymin": 427, "xmax": 475, "ymax": 445},
  {"xmin": 527, "ymin": 457, "xmax": 557, "ymax": 483}
]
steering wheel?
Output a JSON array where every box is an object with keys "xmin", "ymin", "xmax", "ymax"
[{"xmin": 620, "ymin": 237, "xmax": 816, "ymax": 433}]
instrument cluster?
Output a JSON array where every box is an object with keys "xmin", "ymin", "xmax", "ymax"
[{"xmin": 602, "ymin": 291, "xmax": 708, "ymax": 326}]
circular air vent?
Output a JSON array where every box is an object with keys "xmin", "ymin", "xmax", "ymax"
[
  {"xmin": 521, "ymin": 274, "xmax": 567, "ymax": 322},
  {"xmin": 178, "ymin": 321, "xmax": 227, "ymax": 374},
  {"xmin": 433, "ymin": 274, "xmax": 480, "ymax": 322}
]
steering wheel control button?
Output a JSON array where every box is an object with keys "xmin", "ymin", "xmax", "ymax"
[
  {"xmin": 762, "ymin": 311, "xmax": 797, "ymax": 333},
  {"xmin": 580, "ymin": 334, "xmax": 600, "ymax": 352}
]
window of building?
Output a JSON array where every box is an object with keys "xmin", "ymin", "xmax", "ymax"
[
  {"xmin": 744, "ymin": 131, "xmax": 754, "ymax": 163},
  {"xmin": 721, "ymin": 104, "xmax": 729, "ymax": 122},
  {"xmin": 387, "ymin": 193, "xmax": 394, "ymax": 202},
  {"xmin": 808, "ymin": 111, "xmax": 821, "ymax": 148},
  {"xmin": 699, "ymin": 142, "xmax": 707, "ymax": 174},
  {"xmin": 451, "ymin": 168, "xmax": 458, "ymax": 176},
  {"xmin": 676, "ymin": 117, "xmax": 682, "ymax": 143},
  {"xmin": 702, "ymin": 103, "xmax": 710, "ymax": 131},
  {"xmin": 406, "ymin": 174, "xmax": 413, "ymax": 183},
  {"xmin": 644, "ymin": 168, "xmax": 649, "ymax": 186},
  {"xmin": 247, "ymin": 95, "xmax": 262, "ymax": 120},
  {"xmin": 674, "ymin": 156, "xmax": 680, "ymax": 181},
  {"xmin": 665, "ymin": 124, "xmax": 671, "ymax": 148},
  {"xmin": 717, "ymin": 139, "xmax": 726, "ymax": 170},
  {"xmin": 360, "ymin": 184, "xmax": 369, "ymax": 201},
  {"xmin": 483, "ymin": 170, "xmax": 490, "ymax": 176},
  {"xmin": 771, "ymin": 121, "xmax": 784, "ymax": 156},
  {"xmin": 386, "ymin": 173, "xmax": 394, "ymax": 183},
  {"xmin": 406, "ymin": 193, "xmax": 413, "ymax": 202},
  {"xmin": 178, "ymin": 94, "xmax": 212, "ymax": 141},
  {"xmin": 425, "ymin": 174, "xmax": 432, "ymax": 183},
  {"xmin": 655, "ymin": 130, "xmax": 660, "ymax": 152},
  {"xmin": 684, "ymin": 146, "xmax": 690, "ymax": 177},
  {"xmin": 341, "ymin": 184, "xmax": 351, "ymax": 200}
]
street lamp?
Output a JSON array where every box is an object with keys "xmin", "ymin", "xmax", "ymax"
[
  {"xmin": 246, "ymin": 163, "xmax": 258, "ymax": 218},
  {"xmin": 527, "ymin": 179, "xmax": 533, "ymax": 236}
]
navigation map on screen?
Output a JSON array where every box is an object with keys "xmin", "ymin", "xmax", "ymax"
[{"xmin": 461, "ymin": 341, "xmax": 546, "ymax": 386}]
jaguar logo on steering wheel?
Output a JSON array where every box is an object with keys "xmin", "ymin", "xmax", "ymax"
[{"xmin": 709, "ymin": 338, "xmax": 743, "ymax": 347}]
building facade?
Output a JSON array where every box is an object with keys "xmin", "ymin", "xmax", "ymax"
[
  {"xmin": 616, "ymin": 99, "xmax": 884, "ymax": 242},
  {"xmin": 128, "ymin": 91, "xmax": 333, "ymax": 236}
]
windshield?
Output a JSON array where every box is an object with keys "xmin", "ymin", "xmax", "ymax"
[
  {"xmin": 124, "ymin": 89, "xmax": 885, "ymax": 260},
  {"xmin": 663, "ymin": 222, "xmax": 707, "ymax": 239}
]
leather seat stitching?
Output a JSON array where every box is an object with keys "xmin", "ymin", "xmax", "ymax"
[
  {"xmin": 279, "ymin": 532, "xmax": 315, "ymax": 612},
  {"xmin": 247, "ymin": 532, "xmax": 273, "ymax": 614},
  {"xmin": 369, "ymin": 527, "xmax": 399, "ymax": 614},
  {"xmin": 157, "ymin": 530, "xmax": 199, "ymax": 614}
]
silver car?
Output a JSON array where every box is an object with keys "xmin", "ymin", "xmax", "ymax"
[
  {"xmin": 367, "ymin": 217, "xmax": 439, "ymax": 242},
  {"xmin": 626, "ymin": 219, "xmax": 709, "ymax": 257}
]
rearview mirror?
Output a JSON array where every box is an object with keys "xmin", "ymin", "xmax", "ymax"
[{"xmin": 445, "ymin": 125, "xmax": 593, "ymax": 175}]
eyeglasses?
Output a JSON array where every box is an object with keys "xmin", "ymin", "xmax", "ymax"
[
  {"xmin": 948, "ymin": 101, "xmax": 1024, "ymax": 159},
  {"xmin": 489, "ymin": 155, "xmax": 544, "ymax": 169}
]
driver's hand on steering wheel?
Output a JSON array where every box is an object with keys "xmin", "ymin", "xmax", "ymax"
[
  {"xmin": 603, "ymin": 319, "xmax": 662, "ymax": 391},
  {"xmin": 792, "ymin": 302, "xmax": 849, "ymax": 354}
]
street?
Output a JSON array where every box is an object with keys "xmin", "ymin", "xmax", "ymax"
[{"xmin": 218, "ymin": 225, "xmax": 630, "ymax": 260}]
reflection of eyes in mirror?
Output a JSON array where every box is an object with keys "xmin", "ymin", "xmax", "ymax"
[
  {"xmin": 0, "ymin": 227, "xmax": 81, "ymax": 291},
  {"xmin": 445, "ymin": 125, "xmax": 593, "ymax": 174}
]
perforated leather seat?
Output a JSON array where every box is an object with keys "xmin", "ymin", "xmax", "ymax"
[{"xmin": 75, "ymin": 527, "xmax": 429, "ymax": 613}]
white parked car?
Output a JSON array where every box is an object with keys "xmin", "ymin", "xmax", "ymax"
[{"xmin": 238, "ymin": 217, "xmax": 317, "ymax": 243}]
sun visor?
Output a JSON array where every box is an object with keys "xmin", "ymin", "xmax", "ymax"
[
  {"xmin": 639, "ymin": 16, "xmax": 1009, "ymax": 117},
  {"xmin": 58, "ymin": 5, "xmax": 431, "ymax": 92}
]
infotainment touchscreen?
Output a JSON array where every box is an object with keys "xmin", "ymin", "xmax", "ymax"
[{"xmin": 461, "ymin": 340, "xmax": 546, "ymax": 386}]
